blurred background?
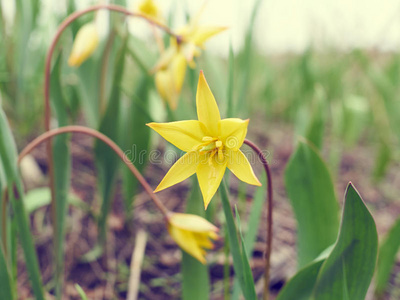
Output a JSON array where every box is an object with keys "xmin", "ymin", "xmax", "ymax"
[{"xmin": 1, "ymin": 0, "xmax": 400, "ymax": 299}]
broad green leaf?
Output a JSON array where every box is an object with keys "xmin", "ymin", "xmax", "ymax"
[
  {"xmin": 277, "ymin": 260, "xmax": 324, "ymax": 300},
  {"xmin": 220, "ymin": 180, "xmax": 256, "ymax": 300},
  {"xmin": 277, "ymin": 246, "xmax": 333, "ymax": 300},
  {"xmin": 312, "ymin": 183, "xmax": 378, "ymax": 300},
  {"xmin": 50, "ymin": 52, "xmax": 71, "ymax": 298},
  {"xmin": 0, "ymin": 108, "xmax": 45, "ymax": 300},
  {"xmin": 24, "ymin": 187, "xmax": 84, "ymax": 214},
  {"xmin": 375, "ymin": 216, "xmax": 400, "ymax": 296},
  {"xmin": 122, "ymin": 74, "xmax": 151, "ymax": 211},
  {"xmin": 95, "ymin": 37, "xmax": 127, "ymax": 244},
  {"xmin": 182, "ymin": 177, "xmax": 209, "ymax": 300},
  {"xmin": 285, "ymin": 139, "xmax": 339, "ymax": 268}
]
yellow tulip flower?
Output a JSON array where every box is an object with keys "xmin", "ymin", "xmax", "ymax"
[
  {"xmin": 152, "ymin": 11, "xmax": 226, "ymax": 109},
  {"xmin": 137, "ymin": 0, "xmax": 162, "ymax": 22},
  {"xmin": 148, "ymin": 71, "xmax": 261, "ymax": 209},
  {"xmin": 167, "ymin": 212, "xmax": 218, "ymax": 264},
  {"xmin": 68, "ymin": 22, "xmax": 99, "ymax": 67},
  {"xmin": 154, "ymin": 50, "xmax": 187, "ymax": 110}
]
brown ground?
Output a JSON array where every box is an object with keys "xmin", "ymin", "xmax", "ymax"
[{"xmin": 16, "ymin": 120, "xmax": 400, "ymax": 299}]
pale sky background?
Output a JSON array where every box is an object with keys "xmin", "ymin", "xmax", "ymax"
[{"xmin": 3, "ymin": 0, "xmax": 400, "ymax": 55}]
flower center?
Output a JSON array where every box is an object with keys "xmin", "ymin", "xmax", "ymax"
[{"xmin": 198, "ymin": 136, "xmax": 224, "ymax": 165}]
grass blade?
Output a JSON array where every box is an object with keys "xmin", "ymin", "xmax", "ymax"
[
  {"xmin": 0, "ymin": 108, "xmax": 45, "ymax": 300},
  {"xmin": 375, "ymin": 216, "xmax": 400, "ymax": 296},
  {"xmin": 220, "ymin": 180, "xmax": 256, "ymax": 299},
  {"xmin": 50, "ymin": 52, "xmax": 71, "ymax": 298}
]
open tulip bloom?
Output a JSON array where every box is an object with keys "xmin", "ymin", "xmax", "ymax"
[{"xmin": 148, "ymin": 71, "xmax": 261, "ymax": 209}]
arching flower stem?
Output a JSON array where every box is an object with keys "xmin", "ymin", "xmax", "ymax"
[
  {"xmin": 18, "ymin": 126, "xmax": 170, "ymax": 218},
  {"xmin": 243, "ymin": 139, "xmax": 273, "ymax": 300}
]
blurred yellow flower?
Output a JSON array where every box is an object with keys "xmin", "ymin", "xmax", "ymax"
[
  {"xmin": 152, "ymin": 10, "xmax": 226, "ymax": 109},
  {"xmin": 154, "ymin": 50, "xmax": 187, "ymax": 110},
  {"xmin": 168, "ymin": 212, "xmax": 218, "ymax": 264},
  {"xmin": 148, "ymin": 71, "xmax": 261, "ymax": 209},
  {"xmin": 137, "ymin": 0, "xmax": 162, "ymax": 22},
  {"xmin": 68, "ymin": 22, "xmax": 99, "ymax": 67}
]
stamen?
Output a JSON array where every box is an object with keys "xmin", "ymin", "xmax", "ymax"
[
  {"xmin": 208, "ymin": 149, "xmax": 217, "ymax": 165},
  {"xmin": 215, "ymin": 140, "xmax": 222, "ymax": 148},
  {"xmin": 218, "ymin": 148, "xmax": 223, "ymax": 161},
  {"xmin": 202, "ymin": 136, "xmax": 216, "ymax": 142}
]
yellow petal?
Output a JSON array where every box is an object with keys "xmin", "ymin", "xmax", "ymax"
[
  {"xmin": 151, "ymin": 46, "xmax": 176, "ymax": 73},
  {"xmin": 168, "ymin": 224, "xmax": 206, "ymax": 264},
  {"xmin": 219, "ymin": 118, "xmax": 249, "ymax": 151},
  {"xmin": 138, "ymin": 0, "xmax": 159, "ymax": 19},
  {"xmin": 193, "ymin": 232, "xmax": 215, "ymax": 249},
  {"xmin": 190, "ymin": 26, "xmax": 227, "ymax": 46},
  {"xmin": 171, "ymin": 52, "xmax": 187, "ymax": 96},
  {"xmin": 226, "ymin": 150, "xmax": 261, "ymax": 186},
  {"xmin": 169, "ymin": 213, "xmax": 218, "ymax": 232},
  {"xmin": 147, "ymin": 120, "xmax": 205, "ymax": 152},
  {"xmin": 155, "ymin": 69, "xmax": 175, "ymax": 106},
  {"xmin": 196, "ymin": 71, "xmax": 221, "ymax": 136},
  {"xmin": 68, "ymin": 23, "xmax": 99, "ymax": 67},
  {"xmin": 154, "ymin": 151, "xmax": 200, "ymax": 192},
  {"xmin": 196, "ymin": 154, "xmax": 227, "ymax": 209}
]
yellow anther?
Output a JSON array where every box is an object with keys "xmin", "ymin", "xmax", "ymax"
[
  {"xmin": 202, "ymin": 136, "xmax": 215, "ymax": 142},
  {"xmin": 215, "ymin": 140, "xmax": 222, "ymax": 148}
]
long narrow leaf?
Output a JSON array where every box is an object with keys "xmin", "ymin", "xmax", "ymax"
[
  {"xmin": 0, "ymin": 108, "xmax": 45, "ymax": 300},
  {"xmin": 95, "ymin": 36, "xmax": 127, "ymax": 245},
  {"xmin": 375, "ymin": 216, "xmax": 400, "ymax": 296},
  {"xmin": 50, "ymin": 52, "xmax": 71, "ymax": 298},
  {"xmin": 220, "ymin": 180, "xmax": 256, "ymax": 299}
]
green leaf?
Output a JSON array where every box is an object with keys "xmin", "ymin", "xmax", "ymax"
[
  {"xmin": 312, "ymin": 183, "xmax": 378, "ymax": 300},
  {"xmin": 232, "ymin": 173, "xmax": 266, "ymax": 300},
  {"xmin": 278, "ymin": 260, "xmax": 324, "ymax": 300},
  {"xmin": 50, "ymin": 52, "xmax": 71, "ymax": 298},
  {"xmin": 236, "ymin": 0, "xmax": 263, "ymax": 116},
  {"xmin": 220, "ymin": 180, "xmax": 256, "ymax": 300},
  {"xmin": 122, "ymin": 74, "xmax": 152, "ymax": 211},
  {"xmin": 226, "ymin": 43, "xmax": 234, "ymax": 118},
  {"xmin": 0, "ymin": 108, "xmax": 45, "ymax": 300},
  {"xmin": 285, "ymin": 139, "xmax": 339, "ymax": 268},
  {"xmin": 23, "ymin": 187, "xmax": 84, "ymax": 214},
  {"xmin": 375, "ymin": 216, "xmax": 400, "ymax": 296},
  {"xmin": 75, "ymin": 284, "xmax": 89, "ymax": 300},
  {"xmin": 95, "ymin": 37, "xmax": 127, "ymax": 244},
  {"xmin": 304, "ymin": 86, "xmax": 327, "ymax": 150},
  {"xmin": 182, "ymin": 177, "xmax": 209, "ymax": 300},
  {"xmin": 0, "ymin": 243, "xmax": 14, "ymax": 300},
  {"xmin": 277, "ymin": 246, "xmax": 333, "ymax": 300},
  {"xmin": 235, "ymin": 206, "xmax": 256, "ymax": 299}
]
